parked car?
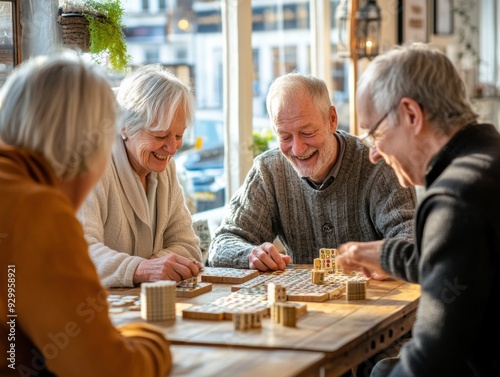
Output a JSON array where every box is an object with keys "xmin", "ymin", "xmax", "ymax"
[
  {"xmin": 175, "ymin": 112, "xmax": 275, "ymax": 213},
  {"xmin": 175, "ymin": 116, "xmax": 225, "ymax": 213}
]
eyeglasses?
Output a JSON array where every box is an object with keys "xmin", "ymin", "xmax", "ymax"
[{"xmin": 359, "ymin": 111, "xmax": 390, "ymax": 149}]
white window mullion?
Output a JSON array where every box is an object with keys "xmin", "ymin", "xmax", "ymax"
[{"xmin": 222, "ymin": 0, "xmax": 253, "ymax": 201}]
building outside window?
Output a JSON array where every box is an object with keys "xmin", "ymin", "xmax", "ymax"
[{"xmin": 121, "ymin": 0, "xmax": 349, "ymax": 213}]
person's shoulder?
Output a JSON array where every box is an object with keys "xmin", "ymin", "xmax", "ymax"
[
  {"xmin": 339, "ymin": 131, "xmax": 367, "ymax": 154},
  {"xmin": 339, "ymin": 131, "xmax": 399, "ymax": 179},
  {"xmin": 19, "ymin": 183, "xmax": 75, "ymax": 224},
  {"xmin": 339, "ymin": 131, "xmax": 372, "ymax": 166}
]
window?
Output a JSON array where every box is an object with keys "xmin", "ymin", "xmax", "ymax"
[
  {"xmin": 144, "ymin": 48, "xmax": 159, "ymax": 63},
  {"xmin": 120, "ymin": 0, "xmax": 344, "ymax": 214},
  {"xmin": 0, "ymin": 0, "xmax": 20, "ymax": 87}
]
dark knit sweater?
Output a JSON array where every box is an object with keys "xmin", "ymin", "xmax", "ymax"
[
  {"xmin": 381, "ymin": 123, "xmax": 500, "ymax": 376},
  {"xmin": 208, "ymin": 131, "xmax": 416, "ymax": 268}
]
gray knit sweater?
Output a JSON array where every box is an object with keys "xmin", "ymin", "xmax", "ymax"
[{"xmin": 208, "ymin": 131, "xmax": 416, "ymax": 268}]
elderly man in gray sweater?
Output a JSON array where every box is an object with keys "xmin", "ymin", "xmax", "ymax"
[{"xmin": 208, "ymin": 72, "xmax": 416, "ymax": 272}]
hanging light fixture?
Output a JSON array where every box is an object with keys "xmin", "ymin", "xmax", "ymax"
[
  {"xmin": 355, "ymin": 0, "xmax": 382, "ymax": 59},
  {"xmin": 335, "ymin": 0, "xmax": 350, "ymax": 57}
]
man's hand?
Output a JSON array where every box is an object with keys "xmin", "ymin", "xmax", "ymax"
[
  {"xmin": 336, "ymin": 240, "xmax": 389, "ymax": 280},
  {"xmin": 248, "ymin": 242, "xmax": 292, "ymax": 271},
  {"xmin": 133, "ymin": 254, "xmax": 202, "ymax": 284}
]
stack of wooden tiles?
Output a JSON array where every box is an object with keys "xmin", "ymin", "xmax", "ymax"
[
  {"xmin": 141, "ymin": 281, "xmax": 176, "ymax": 321},
  {"xmin": 319, "ymin": 248, "xmax": 336, "ymax": 272},
  {"xmin": 233, "ymin": 312, "xmax": 263, "ymax": 330},
  {"xmin": 311, "ymin": 269, "xmax": 326, "ymax": 284},
  {"xmin": 345, "ymin": 279, "xmax": 367, "ymax": 301},
  {"xmin": 271, "ymin": 302, "xmax": 297, "ymax": 327},
  {"xmin": 267, "ymin": 283, "xmax": 286, "ymax": 304}
]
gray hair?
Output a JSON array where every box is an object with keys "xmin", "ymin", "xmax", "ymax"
[
  {"xmin": 266, "ymin": 72, "xmax": 332, "ymax": 125},
  {"xmin": 116, "ymin": 64, "xmax": 194, "ymax": 136},
  {"xmin": 357, "ymin": 42, "xmax": 478, "ymax": 134},
  {"xmin": 0, "ymin": 51, "xmax": 117, "ymax": 180}
]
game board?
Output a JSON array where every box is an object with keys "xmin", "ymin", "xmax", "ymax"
[
  {"xmin": 175, "ymin": 282, "xmax": 213, "ymax": 298},
  {"xmin": 182, "ymin": 269, "xmax": 368, "ymax": 321},
  {"xmin": 182, "ymin": 287, "xmax": 307, "ymax": 321},
  {"xmin": 107, "ymin": 281, "xmax": 213, "ymax": 314},
  {"xmin": 232, "ymin": 269, "xmax": 369, "ymax": 302},
  {"xmin": 200, "ymin": 267, "xmax": 259, "ymax": 284},
  {"xmin": 108, "ymin": 269, "xmax": 368, "ymax": 320}
]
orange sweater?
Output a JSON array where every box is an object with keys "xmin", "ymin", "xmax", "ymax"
[{"xmin": 0, "ymin": 146, "xmax": 171, "ymax": 377}]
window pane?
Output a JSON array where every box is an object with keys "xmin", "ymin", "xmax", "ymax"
[
  {"xmin": 331, "ymin": 0, "xmax": 350, "ymax": 132},
  {"xmin": 123, "ymin": 1, "xmax": 224, "ymax": 214},
  {"xmin": 251, "ymin": 0, "xmax": 311, "ymax": 155},
  {"xmin": 0, "ymin": 1, "xmax": 14, "ymax": 87},
  {"xmin": 121, "ymin": 0, "xmax": 353, "ymax": 214}
]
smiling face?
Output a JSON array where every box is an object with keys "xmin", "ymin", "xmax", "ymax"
[
  {"xmin": 356, "ymin": 90, "xmax": 426, "ymax": 188},
  {"xmin": 271, "ymin": 91, "xmax": 338, "ymax": 183},
  {"xmin": 123, "ymin": 106, "xmax": 186, "ymax": 179}
]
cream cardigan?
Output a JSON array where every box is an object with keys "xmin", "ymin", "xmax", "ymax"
[{"xmin": 78, "ymin": 136, "xmax": 201, "ymax": 288}]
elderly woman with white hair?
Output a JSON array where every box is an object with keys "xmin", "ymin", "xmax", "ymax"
[
  {"xmin": 0, "ymin": 53, "xmax": 171, "ymax": 376},
  {"xmin": 78, "ymin": 64, "xmax": 202, "ymax": 288}
]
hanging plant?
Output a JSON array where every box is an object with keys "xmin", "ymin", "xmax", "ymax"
[{"xmin": 59, "ymin": 0, "xmax": 130, "ymax": 72}]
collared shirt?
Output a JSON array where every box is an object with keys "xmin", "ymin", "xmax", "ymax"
[{"xmin": 302, "ymin": 132, "xmax": 345, "ymax": 191}]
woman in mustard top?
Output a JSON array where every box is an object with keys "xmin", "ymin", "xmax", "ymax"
[{"xmin": 0, "ymin": 52, "xmax": 171, "ymax": 376}]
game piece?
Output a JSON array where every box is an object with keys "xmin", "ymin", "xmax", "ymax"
[
  {"xmin": 177, "ymin": 276, "xmax": 198, "ymax": 289},
  {"xmin": 279, "ymin": 303, "xmax": 297, "ymax": 327},
  {"xmin": 141, "ymin": 281, "xmax": 176, "ymax": 321},
  {"xmin": 311, "ymin": 269, "xmax": 326, "ymax": 284},
  {"xmin": 122, "ymin": 295, "xmax": 139, "ymax": 300},
  {"xmin": 346, "ymin": 279, "xmax": 367, "ymax": 301},
  {"xmin": 270, "ymin": 302, "xmax": 297, "ymax": 327},
  {"xmin": 268, "ymin": 283, "xmax": 286, "ymax": 303},
  {"xmin": 110, "ymin": 300, "xmax": 127, "ymax": 306},
  {"xmin": 233, "ymin": 312, "xmax": 262, "ymax": 330},
  {"xmin": 319, "ymin": 248, "xmax": 336, "ymax": 272},
  {"xmin": 313, "ymin": 258, "xmax": 322, "ymax": 270}
]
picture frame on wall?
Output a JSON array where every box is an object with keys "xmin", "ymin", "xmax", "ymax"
[
  {"xmin": 434, "ymin": 0, "xmax": 454, "ymax": 35},
  {"xmin": 397, "ymin": 0, "xmax": 429, "ymax": 44}
]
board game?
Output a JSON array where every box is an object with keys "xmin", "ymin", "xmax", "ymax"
[
  {"xmin": 182, "ymin": 287, "xmax": 307, "ymax": 321},
  {"xmin": 200, "ymin": 267, "xmax": 259, "ymax": 284},
  {"xmin": 232, "ymin": 269, "xmax": 368, "ymax": 302},
  {"xmin": 182, "ymin": 268, "xmax": 368, "ymax": 321},
  {"xmin": 108, "ymin": 267, "xmax": 369, "ymax": 321},
  {"xmin": 174, "ymin": 281, "xmax": 213, "ymax": 298}
]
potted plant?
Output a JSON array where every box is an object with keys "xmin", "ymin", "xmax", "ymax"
[
  {"xmin": 58, "ymin": 0, "xmax": 130, "ymax": 72},
  {"xmin": 252, "ymin": 128, "xmax": 275, "ymax": 157}
]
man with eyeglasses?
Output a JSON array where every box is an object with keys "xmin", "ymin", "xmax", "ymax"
[
  {"xmin": 208, "ymin": 72, "xmax": 416, "ymax": 274},
  {"xmin": 336, "ymin": 43, "xmax": 500, "ymax": 376}
]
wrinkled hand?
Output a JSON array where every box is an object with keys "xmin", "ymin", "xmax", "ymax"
[
  {"xmin": 134, "ymin": 254, "xmax": 203, "ymax": 284},
  {"xmin": 336, "ymin": 240, "xmax": 389, "ymax": 280},
  {"xmin": 248, "ymin": 242, "xmax": 292, "ymax": 272}
]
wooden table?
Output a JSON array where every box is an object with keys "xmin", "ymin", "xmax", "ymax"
[
  {"xmin": 168, "ymin": 344, "xmax": 324, "ymax": 377},
  {"xmin": 110, "ymin": 267, "xmax": 420, "ymax": 377}
]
